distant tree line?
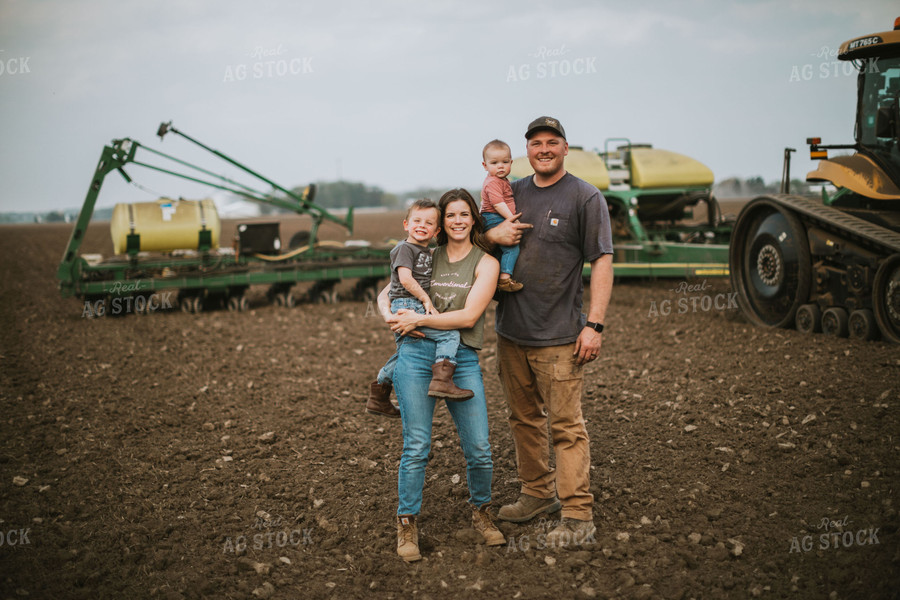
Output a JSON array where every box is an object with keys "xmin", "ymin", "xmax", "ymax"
[
  {"xmin": 312, "ymin": 181, "xmax": 400, "ymax": 210},
  {"xmin": 265, "ymin": 181, "xmax": 474, "ymax": 214},
  {"xmin": 713, "ymin": 176, "xmax": 815, "ymax": 198},
  {"xmin": 0, "ymin": 207, "xmax": 113, "ymax": 224},
  {"xmin": 266, "ymin": 181, "xmax": 399, "ymax": 214}
]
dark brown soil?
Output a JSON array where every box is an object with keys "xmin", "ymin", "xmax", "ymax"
[{"xmin": 0, "ymin": 212, "xmax": 898, "ymax": 599}]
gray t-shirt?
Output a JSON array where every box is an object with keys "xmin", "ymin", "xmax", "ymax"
[
  {"xmin": 495, "ymin": 172, "xmax": 613, "ymax": 346},
  {"xmin": 388, "ymin": 241, "xmax": 432, "ymax": 301}
]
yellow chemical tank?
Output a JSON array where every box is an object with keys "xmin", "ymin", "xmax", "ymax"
[
  {"xmin": 629, "ymin": 148, "xmax": 714, "ymax": 189},
  {"xmin": 110, "ymin": 198, "xmax": 220, "ymax": 255}
]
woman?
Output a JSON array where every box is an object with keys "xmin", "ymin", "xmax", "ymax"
[{"xmin": 377, "ymin": 188, "xmax": 503, "ymax": 562}]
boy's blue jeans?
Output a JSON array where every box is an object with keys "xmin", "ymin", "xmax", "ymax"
[
  {"xmin": 482, "ymin": 211, "xmax": 520, "ymax": 276},
  {"xmin": 377, "ymin": 297, "xmax": 460, "ymax": 385}
]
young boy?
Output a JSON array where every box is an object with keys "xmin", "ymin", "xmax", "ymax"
[
  {"xmin": 480, "ymin": 139, "xmax": 523, "ymax": 293},
  {"xmin": 366, "ymin": 199, "xmax": 474, "ymax": 418}
]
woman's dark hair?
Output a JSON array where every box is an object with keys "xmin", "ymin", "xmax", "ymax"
[{"xmin": 436, "ymin": 188, "xmax": 490, "ymax": 252}]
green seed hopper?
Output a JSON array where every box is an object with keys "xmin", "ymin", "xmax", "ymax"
[
  {"xmin": 57, "ymin": 122, "xmax": 392, "ymax": 314},
  {"xmin": 511, "ymin": 139, "xmax": 733, "ymax": 278}
]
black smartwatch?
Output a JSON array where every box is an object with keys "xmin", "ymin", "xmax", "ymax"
[{"xmin": 585, "ymin": 321, "xmax": 604, "ymax": 333}]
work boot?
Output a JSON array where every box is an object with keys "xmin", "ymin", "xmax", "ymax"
[
  {"xmin": 366, "ymin": 381, "xmax": 400, "ymax": 418},
  {"xmin": 546, "ymin": 517, "xmax": 597, "ymax": 549},
  {"xmin": 472, "ymin": 505, "xmax": 506, "ymax": 546},
  {"xmin": 396, "ymin": 514, "xmax": 422, "ymax": 562},
  {"xmin": 497, "ymin": 494, "xmax": 561, "ymax": 523},
  {"xmin": 427, "ymin": 359, "xmax": 474, "ymax": 401}
]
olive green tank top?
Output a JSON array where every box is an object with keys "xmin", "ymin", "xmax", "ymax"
[{"xmin": 430, "ymin": 245, "xmax": 487, "ymax": 350}]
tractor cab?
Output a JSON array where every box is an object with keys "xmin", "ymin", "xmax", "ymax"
[
  {"xmin": 806, "ymin": 18, "xmax": 900, "ymax": 203},
  {"xmin": 856, "ymin": 53, "xmax": 900, "ymax": 188}
]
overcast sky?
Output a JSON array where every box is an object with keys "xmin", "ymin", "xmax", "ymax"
[{"xmin": 0, "ymin": 0, "xmax": 897, "ymax": 212}]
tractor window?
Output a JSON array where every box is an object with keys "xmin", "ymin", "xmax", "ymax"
[
  {"xmin": 857, "ymin": 57, "xmax": 900, "ymax": 184},
  {"xmin": 858, "ymin": 56, "xmax": 900, "ymax": 167}
]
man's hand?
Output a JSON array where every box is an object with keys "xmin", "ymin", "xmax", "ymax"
[
  {"xmin": 575, "ymin": 254, "xmax": 612, "ymax": 366},
  {"xmin": 422, "ymin": 300, "xmax": 436, "ymax": 315},
  {"xmin": 484, "ymin": 212, "xmax": 533, "ymax": 247},
  {"xmin": 573, "ymin": 327, "xmax": 602, "ymax": 366}
]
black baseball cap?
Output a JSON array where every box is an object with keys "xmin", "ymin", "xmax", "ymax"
[{"xmin": 525, "ymin": 116, "xmax": 566, "ymax": 140}]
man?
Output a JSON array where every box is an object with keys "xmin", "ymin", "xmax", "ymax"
[{"xmin": 485, "ymin": 116, "xmax": 613, "ymax": 546}]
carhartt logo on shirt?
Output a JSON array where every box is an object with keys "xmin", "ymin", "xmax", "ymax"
[{"xmin": 550, "ymin": 218, "xmax": 559, "ymax": 226}]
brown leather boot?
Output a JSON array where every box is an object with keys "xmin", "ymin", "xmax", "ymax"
[
  {"xmin": 497, "ymin": 493, "xmax": 561, "ymax": 523},
  {"xmin": 546, "ymin": 517, "xmax": 597, "ymax": 549},
  {"xmin": 497, "ymin": 277, "xmax": 523, "ymax": 292},
  {"xmin": 397, "ymin": 515, "xmax": 422, "ymax": 562},
  {"xmin": 472, "ymin": 504, "xmax": 506, "ymax": 546},
  {"xmin": 427, "ymin": 359, "xmax": 474, "ymax": 401},
  {"xmin": 366, "ymin": 381, "xmax": 400, "ymax": 418}
]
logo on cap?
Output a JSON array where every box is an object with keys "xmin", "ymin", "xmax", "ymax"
[{"xmin": 526, "ymin": 115, "xmax": 566, "ymax": 139}]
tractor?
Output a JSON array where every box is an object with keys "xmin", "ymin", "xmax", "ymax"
[{"xmin": 729, "ymin": 17, "xmax": 900, "ymax": 342}]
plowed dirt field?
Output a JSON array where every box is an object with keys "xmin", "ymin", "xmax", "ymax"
[{"xmin": 0, "ymin": 209, "xmax": 897, "ymax": 599}]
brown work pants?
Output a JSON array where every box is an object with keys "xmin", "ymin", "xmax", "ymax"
[{"xmin": 497, "ymin": 335, "xmax": 593, "ymax": 520}]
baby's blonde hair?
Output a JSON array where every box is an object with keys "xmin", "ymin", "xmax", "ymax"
[{"xmin": 482, "ymin": 139, "xmax": 510, "ymax": 160}]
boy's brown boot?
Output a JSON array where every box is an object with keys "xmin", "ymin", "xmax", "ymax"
[
  {"xmin": 366, "ymin": 381, "xmax": 400, "ymax": 418},
  {"xmin": 472, "ymin": 504, "xmax": 506, "ymax": 546},
  {"xmin": 427, "ymin": 359, "xmax": 474, "ymax": 401},
  {"xmin": 397, "ymin": 515, "xmax": 422, "ymax": 562},
  {"xmin": 497, "ymin": 278, "xmax": 523, "ymax": 292}
]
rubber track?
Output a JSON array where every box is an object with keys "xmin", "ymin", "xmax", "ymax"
[{"xmin": 773, "ymin": 194, "xmax": 900, "ymax": 255}]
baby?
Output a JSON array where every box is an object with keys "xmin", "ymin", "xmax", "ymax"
[{"xmin": 480, "ymin": 139, "xmax": 523, "ymax": 292}]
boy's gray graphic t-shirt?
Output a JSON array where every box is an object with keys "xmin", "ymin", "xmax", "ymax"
[{"xmin": 389, "ymin": 241, "xmax": 432, "ymax": 301}]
